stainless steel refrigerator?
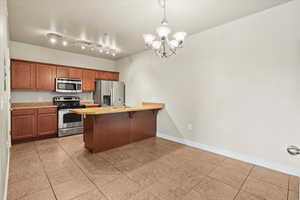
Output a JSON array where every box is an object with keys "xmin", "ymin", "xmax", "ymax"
[{"xmin": 93, "ymin": 80, "xmax": 125, "ymax": 107}]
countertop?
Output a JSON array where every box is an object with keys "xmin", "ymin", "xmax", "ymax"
[
  {"xmin": 71, "ymin": 102, "xmax": 164, "ymax": 115},
  {"xmin": 11, "ymin": 102, "xmax": 57, "ymax": 110},
  {"xmin": 11, "ymin": 101, "xmax": 99, "ymax": 110},
  {"xmin": 81, "ymin": 101, "xmax": 100, "ymax": 107}
]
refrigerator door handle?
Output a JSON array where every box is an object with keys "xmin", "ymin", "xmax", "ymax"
[{"xmin": 111, "ymin": 89, "xmax": 113, "ymax": 106}]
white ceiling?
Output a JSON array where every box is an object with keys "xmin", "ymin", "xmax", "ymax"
[{"xmin": 8, "ymin": 0, "xmax": 291, "ymax": 60}]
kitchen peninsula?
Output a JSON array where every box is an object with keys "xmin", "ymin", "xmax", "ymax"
[{"xmin": 71, "ymin": 102, "xmax": 164, "ymax": 152}]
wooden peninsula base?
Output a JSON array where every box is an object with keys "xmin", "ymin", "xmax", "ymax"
[{"xmin": 72, "ymin": 103, "xmax": 164, "ymax": 153}]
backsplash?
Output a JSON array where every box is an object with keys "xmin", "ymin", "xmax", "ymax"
[{"xmin": 11, "ymin": 91, "xmax": 93, "ymax": 103}]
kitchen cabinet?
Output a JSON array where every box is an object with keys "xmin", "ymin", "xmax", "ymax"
[
  {"xmin": 11, "ymin": 107, "xmax": 58, "ymax": 141},
  {"xmin": 11, "ymin": 59, "xmax": 119, "ymax": 92},
  {"xmin": 56, "ymin": 66, "xmax": 69, "ymax": 78},
  {"xmin": 11, "ymin": 60, "xmax": 36, "ymax": 90},
  {"xmin": 69, "ymin": 68, "xmax": 82, "ymax": 79},
  {"xmin": 37, "ymin": 108, "xmax": 57, "ymax": 136},
  {"xmin": 96, "ymin": 71, "xmax": 119, "ymax": 81},
  {"xmin": 11, "ymin": 109, "xmax": 37, "ymax": 140},
  {"xmin": 56, "ymin": 66, "xmax": 82, "ymax": 79},
  {"xmin": 83, "ymin": 69, "xmax": 96, "ymax": 91},
  {"xmin": 36, "ymin": 63, "xmax": 56, "ymax": 91}
]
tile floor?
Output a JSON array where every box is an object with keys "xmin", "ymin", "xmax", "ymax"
[{"xmin": 8, "ymin": 135, "xmax": 299, "ymax": 200}]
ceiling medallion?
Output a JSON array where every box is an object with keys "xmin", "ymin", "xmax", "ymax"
[
  {"xmin": 143, "ymin": 0, "xmax": 187, "ymax": 58},
  {"xmin": 46, "ymin": 33, "xmax": 120, "ymax": 57}
]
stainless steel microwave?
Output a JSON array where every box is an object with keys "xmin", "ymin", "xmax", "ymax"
[{"xmin": 55, "ymin": 78, "xmax": 82, "ymax": 93}]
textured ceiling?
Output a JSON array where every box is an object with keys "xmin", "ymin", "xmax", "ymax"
[{"xmin": 8, "ymin": 0, "xmax": 291, "ymax": 60}]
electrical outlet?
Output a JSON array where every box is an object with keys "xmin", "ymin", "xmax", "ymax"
[{"xmin": 187, "ymin": 123, "xmax": 193, "ymax": 131}]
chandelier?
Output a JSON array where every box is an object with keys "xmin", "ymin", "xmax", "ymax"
[
  {"xmin": 143, "ymin": 0, "xmax": 187, "ymax": 58},
  {"xmin": 46, "ymin": 33, "xmax": 120, "ymax": 57}
]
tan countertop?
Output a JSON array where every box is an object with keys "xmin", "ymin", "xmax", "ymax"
[
  {"xmin": 71, "ymin": 102, "xmax": 164, "ymax": 115},
  {"xmin": 81, "ymin": 101, "xmax": 100, "ymax": 107},
  {"xmin": 11, "ymin": 102, "xmax": 57, "ymax": 110},
  {"xmin": 11, "ymin": 101, "xmax": 100, "ymax": 110}
]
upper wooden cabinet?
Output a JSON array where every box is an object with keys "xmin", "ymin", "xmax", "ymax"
[
  {"xmin": 56, "ymin": 66, "xmax": 69, "ymax": 78},
  {"xmin": 11, "ymin": 60, "xmax": 36, "ymax": 90},
  {"xmin": 69, "ymin": 68, "xmax": 82, "ymax": 79},
  {"xmin": 56, "ymin": 66, "xmax": 82, "ymax": 79},
  {"xmin": 11, "ymin": 59, "xmax": 119, "ymax": 92},
  {"xmin": 83, "ymin": 69, "xmax": 96, "ymax": 91},
  {"xmin": 96, "ymin": 71, "xmax": 119, "ymax": 81},
  {"xmin": 36, "ymin": 63, "xmax": 56, "ymax": 91}
]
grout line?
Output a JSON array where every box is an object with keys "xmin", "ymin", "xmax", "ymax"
[
  {"xmin": 233, "ymin": 165, "xmax": 255, "ymax": 200},
  {"xmin": 57, "ymin": 139, "xmax": 111, "ymax": 200},
  {"xmin": 34, "ymin": 141, "xmax": 59, "ymax": 200}
]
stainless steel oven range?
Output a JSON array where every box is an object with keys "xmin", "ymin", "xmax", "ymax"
[{"xmin": 53, "ymin": 96, "xmax": 85, "ymax": 137}]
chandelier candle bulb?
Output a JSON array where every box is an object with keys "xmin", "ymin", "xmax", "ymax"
[
  {"xmin": 156, "ymin": 25, "xmax": 171, "ymax": 38},
  {"xmin": 174, "ymin": 32, "xmax": 187, "ymax": 42},
  {"xmin": 62, "ymin": 40, "xmax": 68, "ymax": 46},
  {"xmin": 143, "ymin": 34, "xmax": 155, "ymax": 45}
]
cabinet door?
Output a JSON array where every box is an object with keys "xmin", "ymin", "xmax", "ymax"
[
  {"xmin": 69, "ymin": 68, "xmax": 82, "ymax": 79},
  {"xmin": 96, "ymin": 71, "xmax": 119, "ymax": 81},
  {"xmin": 111, "ymin": 72, "xmax": 119, "ymax": 81},
  {"xmin": 83, "ymin": 70, "xmax": 96, "ymax": 91},
  {"xmin": 11, "ymin": 60, "xmax": 36, "ymax": 90},
  {"xmin": 56, "ymin": 66, "xmax": 69, "ymax": 78},
  {"xmin": 38, "ymin": 113, "xmax": 57, "ymax": 136},
  {"xmin": 11, "ymin": 110, "xmax": 37, "ymax": 140},
  {"xmin": 36, "ymin": 64, "xmax": 56, "ymax": 91}
]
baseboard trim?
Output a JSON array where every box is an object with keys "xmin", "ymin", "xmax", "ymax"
[
  {"xmin": 157, "ymin": 132, "xmax": 300, "ymax": 177},
  {"xmin": 3, "ymin": 150, "xmax": 10, "ymax": 200}
]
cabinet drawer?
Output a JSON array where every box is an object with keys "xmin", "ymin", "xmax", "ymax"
[
  {"xmin": 38, "ymin": 107, "xmax": 57, "ymax": 114},
  {"xmin": 12, "ymin": 109, "xmax": 36, "ymax": 116}
]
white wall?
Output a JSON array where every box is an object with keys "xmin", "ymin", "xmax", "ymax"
[
  {"xmin": 117, "ymin": 0, "xmax": 300, "ymax": 176},
  {"xmin": 10, "ymin": 41, "xmax": 116, "ymax": 71},
  {"xmin": 10, "ymin": 41, "xmax": 116, "ymax": 103},
  {"xmin": 0, "ymin": 0, "xmax": 10, "ymax": 199}
]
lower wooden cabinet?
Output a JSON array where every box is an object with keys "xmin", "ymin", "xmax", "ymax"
[
  {"xmin": 11, "ymin": 109, "xmax": 37, "ymax": 139},
  {"xmin": 11, "ymin": 107, "xmax": 58, "ymax": 141},
  {"xmin": 37, "ymin": 108, "xmax": 57, "ymax": 136}
]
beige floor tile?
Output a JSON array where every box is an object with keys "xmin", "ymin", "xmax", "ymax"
[
  {"xmin": 71, "ymin": 189, "xmax": 107, "ymax": 200},
  {"xmin": 208, "ymin": 166, "xmax": 248, "ymax": 189},
  {"xmin": 181, "ymin": 190, "xmax": 204, "ymax": 200},
  {"xmin": 128, "ymin": 191, "xmax": 160, "ymax": 200},
  {"xmin": 99, "ymin": 148, "xmax": 133, "ymax": 165},
  {"xmin": 73, "ymin": 152, "xmax": 123, "ymax": 187},
  {"xmin": 179, "ymin": 158, "xmax": 218, "ymax": 176},
  {"xmin": 9, "ymin": 162, "xmax": 45, "ymax": 184},
  {"xmin": 221, "ymin": 158, "xmax": 253, "ymax": 174},
  {"xmin": 47, "ymin": 163, "xmax": 87, "ymax": 185},
  {"xmin": 52, "ymin": 177, "xmax": 96, "ymax": 200},
  {"xmin": 242, "ymin": 177, "xmax": 288, "ymax": 200},
  {"xmin": 7, "ymin": 175, "xmax": 51, "ymax": 200},
  {"xmin": 59, "ymin": 135, "xmax": 85, "ymax": 155},
  {"xmin": 11, "ymin": 142, "xmax": 36, "ymax": 154},
  {"xmin": 193, "ymin": 177, "xmax": 239, "ymax": 200},
  {"xmin": 235, "ymin": 191, "xmax": 265, "ymax": 200},
  {"xmin": 126, "ymin": 160, "xmax": 173, "ymax": 188},
  {"xmin": 100, "ymin": 175, "xmax": 141, "ymax": 200},
  {"xmin": 288, "ymin": 191, "xmax": 299, "ymax": 200},
  {"xmin": 18, "ymin": 188, "xmax": 56, "ymax": 200},
  {"xmin": 249, "ymin": 166, "xmax": 289, "ymax": 189},
  {"xmin": 126, "ymin": 147, "xmax": 158, "ymax": 164},
  {"xmin": 113, "ymin": 158, "xmax": 143, "ymax": 173},
  {"xmin": 145, "ymin": 181, "xmax": 187, "ymax": 200},
  {"xmin": 289, "ymin": 176, "xmax": 299, "ymax": 193}
]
